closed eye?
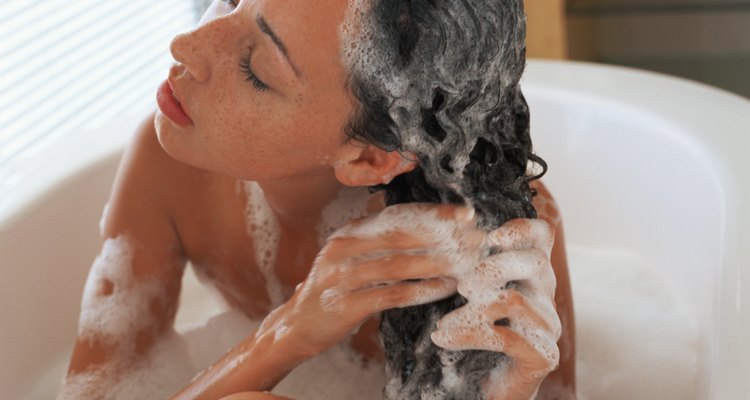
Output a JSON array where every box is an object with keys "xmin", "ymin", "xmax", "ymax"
[{"xmin": 239, "ymin": 56, "xmax": 269, "ymax": 92}]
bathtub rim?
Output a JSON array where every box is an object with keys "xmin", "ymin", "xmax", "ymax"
[
  {"xmin": 523, "ymin": 60, "xmax": 750, "ymax": 399},
  {"xmin": 0, "ymin": 113, "xmax": 142, "ymax": 233}
]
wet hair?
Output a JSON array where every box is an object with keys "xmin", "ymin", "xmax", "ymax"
[
  {"xmin": 343, "ymin": 0, "xmax": 545, "ymax": 231},
  {"xmin": 341, "ymin": 0, "xmax": 546, "ymax": 398}
]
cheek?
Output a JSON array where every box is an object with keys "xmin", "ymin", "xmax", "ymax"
[{"xmin": 295, "ymin": 95, "xmax": 352, "ymax": 144}]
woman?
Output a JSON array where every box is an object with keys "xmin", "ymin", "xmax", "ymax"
[{"xmin": 61, "ymin": 0, "xmax": 575, "ymax": 399}]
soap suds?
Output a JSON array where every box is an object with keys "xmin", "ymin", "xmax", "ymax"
[
  {"xmin": 49, "ymin": 247, "xmax": 700, "ymax": 400},
  {"xmin": 58, "ymin": 236, "xmax": 194, "ymax": 400},
  {"xmin": 340, "ymin": 0, "xmax": 532, "ymax": 226},
  {"xmin": 244, "ymin": 181, "xmax": 285, "ymax": 308},
  {"xmin": 316, "ymin": 186, "xmax": 372, "ymax": 247},
  {"xmin": 78, "ymin": 236, "xmax": 165, "ymax": 345},
  {"xmin": 57, "ymin": 329, "xmax": 196, "ymax": 400},
  {"xmin": 331, "ymin": 205, "xmax": 559, "ymax": 398}
]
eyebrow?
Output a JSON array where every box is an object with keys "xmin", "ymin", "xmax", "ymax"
[{"xmin": 256, "ymin": 15, "xmax": 303, "ymax": 80}]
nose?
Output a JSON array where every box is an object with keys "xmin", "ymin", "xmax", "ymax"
[
  {"xmin": 169, "ymin": 29, "xmax": 211, "ymax": 83},
  {"xmin": 169, "ymin": 13, "xmax": 237, "ymax": 83}
]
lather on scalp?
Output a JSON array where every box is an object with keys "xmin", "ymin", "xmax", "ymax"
[{"xmin": 340, "ymin": 0, "xmax": 545, "ymax": 398}]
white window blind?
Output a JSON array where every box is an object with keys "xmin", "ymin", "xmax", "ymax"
[{"xmin": 0, "ymin": 0, "xmax": 200, "ymax": 175}]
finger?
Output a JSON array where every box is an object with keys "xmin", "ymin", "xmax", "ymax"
[
  {"xmin": 379, "ymin": 202, "xmax": 475, "ymax": 223},
  {"xmin": 322, "ymin": 230, "xmax": 430, "ymax": 263},
  {"xmin": 432, "ymin": 290, "xmax": 560, "ymax": 355},
  {"xmin": 432, "ymin": 316, "xmax": 557, "ymax": 372},
  {"xmin": 431, "ymin": 306, "xmax": 497, "ymax": 352},
  {"xmin": 487, "ymin": 291, "xmax": 561, "ymax": 338},
  {"xmin": 329, "ymin": 203, "xmax": 474, "ymax": 259},
  {"xmin": 349, "ymin": 277, "xmax": 458, "ymax": 315},
  {"xmin": 488, "ymin": 294, "xmax": 561, "ymax": 369},
  {"xmin": 498, "ymin": 325, "xmax": 560, "ymax": 374},
  {"xmin": 487, "ymin": 219, "xmax": 555, "ymax": 255},
  {"xmin": 220, "ymin": 393, "xmax": 293, "ymax": 400},
  {"xmin": 340, "ymin": 253, "xmax": 451, "ymax": 290},
  {"xmin": 481, "ymin": 249, "xmax": 556, "ymax": 296}
]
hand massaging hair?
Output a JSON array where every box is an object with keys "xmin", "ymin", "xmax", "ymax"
[{"xmin": 341, "ymin": 0, "xmax": 545, "ymax": 398}]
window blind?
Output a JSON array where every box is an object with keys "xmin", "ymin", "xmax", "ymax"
[{"xmin": 0, "ymin": 0, "xmax": 198, "ymax": 171}]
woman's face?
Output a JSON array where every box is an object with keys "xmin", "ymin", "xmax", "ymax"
[{"xmin": 155, "ymin": 0, "xmax": 356, "ymax": 180}]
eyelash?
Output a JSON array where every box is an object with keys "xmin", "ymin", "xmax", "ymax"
[
  {"xmin": 220, "ymin": 1, "xmax": 267, "ymax": 92},
  {"xmin": 239, "ymin": 56, "xmax": 269, "ymax": 92}
]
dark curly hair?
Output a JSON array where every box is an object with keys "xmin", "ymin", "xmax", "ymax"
[{"xmin": 341, "ymin": 0, "xmax": 546, "ymax": 398}]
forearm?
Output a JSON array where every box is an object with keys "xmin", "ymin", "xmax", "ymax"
[
  {"xmin": 170, "ymin": 325, "xmax": 307, "ymax": 400},
  {"xmin": 60, "ymin": 333, "xmax": 151, "ymax": 399}
]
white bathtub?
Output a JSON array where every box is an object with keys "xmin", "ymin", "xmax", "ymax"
[{"xmin": 1, "ymin": 60, "xmax": 748, "ymax": 399}]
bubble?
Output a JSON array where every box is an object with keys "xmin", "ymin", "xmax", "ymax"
[
  {"xmin": 244, "ymin": 182, "xmax": 285, "ymax": 308},
  {"xmin": 316, "ymin": 186, "xmax": 372, "ymax": 247},
  {"xmin": 78, "ymin": 236, "xmax": 165, "ymax": 344}
]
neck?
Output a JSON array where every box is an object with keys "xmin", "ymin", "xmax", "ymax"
[
  {"xmin": 247, "ymin": 170, "xmax": 383, "ymax": 308},
  {"xmin": 253, "ymin": 169, "xmax": 366, "ymax": 237}
]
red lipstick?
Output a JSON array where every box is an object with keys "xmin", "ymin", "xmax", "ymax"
[{"xmin": 157, "ymin": 80, "xmax": 193, "ymax": 126}]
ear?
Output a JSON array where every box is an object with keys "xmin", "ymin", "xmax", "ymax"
[{"xmin": 334, "ymin": 144, "xmax": 417, "ymax": 186}]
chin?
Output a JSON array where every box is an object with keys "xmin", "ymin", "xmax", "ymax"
[
  {"xmin": 154, "ymin": 112, "xmax": 200, "ymax": 167},
  {"xmin": 154, "ymin": 113, "xmax": 179, "ymax": 156}
]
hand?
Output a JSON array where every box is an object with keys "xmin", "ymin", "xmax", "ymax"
[
  {"xmin": 254, "ymin": 203, "xmax": 484, "ymax": 361},
  {"xmin": 170, "ymin": 203, "xmax": 485, "ymax": 400},
  {"xmin": 431, "ymin": 218, "xmax": 562, "ymax": 400}
]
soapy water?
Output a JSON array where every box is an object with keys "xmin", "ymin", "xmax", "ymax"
[
  {"xmin": 41, "ymin": 245, "xmax": 699, "ymax": 399},
  {"xmin": 570, "ymin": 246, "xmax": 700, "ymax": 400}
]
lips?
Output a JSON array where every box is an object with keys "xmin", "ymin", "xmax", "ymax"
[{"xmin": 156, "ymin": 79, "xmax": 193, "ymax": 126}]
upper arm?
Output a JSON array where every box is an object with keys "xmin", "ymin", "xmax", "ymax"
[
  {"xmin": 67, "ymin": 113, "xmax": 187, "ymax": 374},
  {"xmin": 531, "ymin": 180, "xmax": 577, "ymax": 398}
]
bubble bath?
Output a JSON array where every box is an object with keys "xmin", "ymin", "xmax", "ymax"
[
  {"xmin": 3, "ymin": 60, "xmax": 742, "ymax": 400},
  {"xmin": 46, "ymin": 245, "xmax": 699, "ymax": 399},
  {"xmin": 52, "ymin": 197, "xmax": 696, "ymax": 400}
]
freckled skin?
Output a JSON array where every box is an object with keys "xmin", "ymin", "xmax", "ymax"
[
  {"xmin": 156, "ymin": 0, "xmax": 357, "ymax": 182},
  {"xmin": 64, "ymin": 0, "xmax": 576, "ymax": 399}
]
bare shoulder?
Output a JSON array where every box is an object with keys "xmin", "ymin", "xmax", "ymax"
[
  {"xmin": 530, "ymin": 180, "xmax": 562, "ymax": 228},
  {"xmin": 112, "ymin": 114, "xmax": 258, "ymax": 282},
  {"xmin": 102, "ymin": 112, "xmax": 204, "ymax": 272}
]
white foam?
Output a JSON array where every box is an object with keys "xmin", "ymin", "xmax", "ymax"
[
  {"xmin": 46, "ymin": 244, "xmax": 700, "ymax": 399},
  {"xmin": 339, "ymin": 1, "xmax": 520, "ymax": 195},
  {"xmin": 58, "ymin": 235, "xmax": 193, "ymax": 400},
  {"xmin": 316, "ymin": 186, "xmax": 372, "ymax": 247},
  {"xmin": 331, "ymin": 205, "xmax": 561, "ymax": 373},
  {"xmin": 57, "ymin": 330, "xmax": 196, "ymax": 400},
  {"xmin": 244, "ymin": 181, "xmax": 285, "ymax": 308},
  {"xmin": 78, "ymin": 235, "xmax": 165, "ymax": 345}
]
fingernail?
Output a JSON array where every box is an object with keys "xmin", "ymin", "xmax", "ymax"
[
  {"xmin": 455, "ymin": 206, "xmax": 475, "ymax": 222},
  {"xmin": 430, "ymin": 331, "xmax": 443, "ymax": 346}
]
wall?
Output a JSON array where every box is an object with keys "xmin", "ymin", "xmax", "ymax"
[{"xmin": 567, "ymin": 0, "xmax": 750, "ymax": 98}]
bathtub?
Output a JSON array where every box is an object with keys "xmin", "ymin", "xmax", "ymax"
[{"xmin": 1, "ymin": 60, "xmax": 748, "ymax": 399}]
